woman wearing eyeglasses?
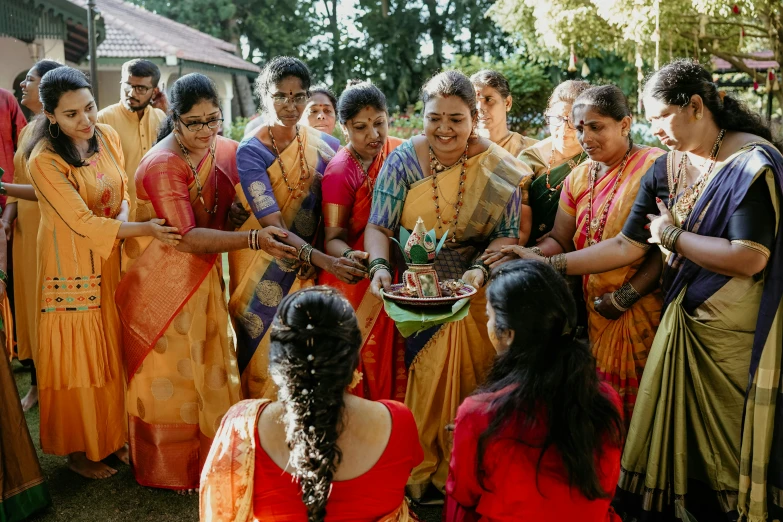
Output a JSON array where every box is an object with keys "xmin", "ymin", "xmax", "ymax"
[
  {"xmin": 484, "ymin": 86, "xmax": 665, "ymax": 422},
  {"xmin": 116, "ymin": 73, "xmax": 298, "ymax": 493},
  {"xmin": 519, "ymin": 80, "xmax": 590, "ymax": 246},
  {"xmin": 229, "ymin": 57, "xmax": 362, "ymax": 400}
]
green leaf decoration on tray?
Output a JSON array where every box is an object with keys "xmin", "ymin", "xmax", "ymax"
[{"xmin": 390, "ymin": 217, "xmax": 448, "ymax": 265}]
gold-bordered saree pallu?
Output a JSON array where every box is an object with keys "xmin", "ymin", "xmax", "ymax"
[
  {"xmin": 560, "ymin": 147, "xmax": 664, "ymax": 422},
  {"xmin": 200, "ymin": 399, "xmax": 418, "ymax": 522},
  {"xmin": 618, "ymin": 143, "xmax": 783, "ymax": 522},
  {"xmin": 229, "ymin": 127, "xmax": 339, "ymax": 399},
  {"xmin": 116, "ymin": 136, "xmax": 242, "ymax": 490},
  {"xmin": 368, "ymin": 140, "xmax": 526, "ymax": 496}
]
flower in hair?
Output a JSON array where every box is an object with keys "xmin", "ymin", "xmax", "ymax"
[
  {"xmin": 307, "ymin": 354, "xmax": 314, "ymax": 361},
  {"xmin": 302, "ymin": 389, "xmax": 309, "ymax": 395},
  {"xmin": 306, "ymin": 324, "xmax": 314, "ymax": 330}
]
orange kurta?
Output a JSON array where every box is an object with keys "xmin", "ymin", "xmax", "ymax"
[
  {"xmin": 9, "ymin": 123, "xmax": 39, "ymax": 362},
  {"xmin": 28, "ymin": 124, "xmax": 129, "ymax": 460},
  {"xmin": 97, "ymin": 103, "xmax": 166, "ymax": 217},
  {"xmin": 496, "ymin": 131, "xmax": 538, "ymax": 157}
]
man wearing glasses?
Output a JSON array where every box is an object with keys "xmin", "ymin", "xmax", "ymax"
[{"xmin": 97, "ymin": 59, "xmax": 166, "ymax": 217}]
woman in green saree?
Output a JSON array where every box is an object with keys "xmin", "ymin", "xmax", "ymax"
[
  {"xmin": 507, "ymin": 59, "xmax": 783, "ymax": 522},
  {"xmin": 519, "ymin": 80, "xmax": 590, "ymax": 246}
]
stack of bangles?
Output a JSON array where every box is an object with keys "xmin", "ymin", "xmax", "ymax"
[
  {"xmin": 0, "ymin": 269, "xmax": 6, "ymax": 287},
  {"xmin": 660, "ymin": 225, "xmax": 684, "ymax": 253},
  {"xmin": 608, "ymin": 282, "xmax": 642, "ymax": 312},
  {"xmin": 468, "ymin": 260, "xmax": 490, "ymax": 282},
  {"xmin": 368, "ymin": 258, "xmax": 392, "ymax": 280},
  {"xmin": 247, "ymin": 229, "xmax": 262, "ymax": 250},
  {"xmin": 546, "ymin": 253, "xmax": 567, "ymax": 275},
  {"xmin": 297, "ymin": 243, "xmax": 314, "ymax": 265},
  {"xmin": 342, "ymin": 248, "xmax": 354, "ymax": 258}
]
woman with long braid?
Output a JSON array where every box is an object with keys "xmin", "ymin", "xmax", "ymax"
[{"xmin": 201, "ymin": 286, "xmax": 422, "ymax": 521}]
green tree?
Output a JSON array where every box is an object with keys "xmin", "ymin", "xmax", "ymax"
[
  {"xmin": 488, "ymin": 0, "xmax": 783, "ymax": 106},
  {"xmin": 451, "ymin": 54, "xmax": 553, "ymax": 132}
]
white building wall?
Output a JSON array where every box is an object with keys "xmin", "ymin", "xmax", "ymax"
[{"xmin": 0, "ymin": 36, "xmax": 65, "ymax": 93}]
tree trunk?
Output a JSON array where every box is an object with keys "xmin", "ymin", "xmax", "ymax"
[
  {"xmin": 424, "ymin": 0, "xmax": 445, "ymax": 69},
  {"xmin": 324, "ymin": 0, "xmax": 343, "ymax": 88},
  {"xmin": 234, "ymin": 74, "xmax": 257, "ymax": 118},
  {"xmin": 222, "ymin": 16, "xmax": 257, "ymax": 118}
]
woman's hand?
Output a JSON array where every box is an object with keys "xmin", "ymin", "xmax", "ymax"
[
  {"xmin": 647, "ymin": 197, "xmax": 674, "ymax": 245},
  {"xmin": 257, "ymin": 226, "xmax": 297, "ymax": 259},
  {"xmin": 500, "ymin": 244, "xmax": 547, "ymax": 262},
  {"xmin": 346, "ymin": 250, "xmax": 370, "ymax": 266},
  {"xmin": 370, "ymin": 268, "xmax": 391, "ymax": 299},
  {"xmin": 593, "ymin": 292, "xmax": 625, "ymax": 320},
  {"xmin": 461, "ymin": 268, "xmax": 486, "ymax": 289},
  {"xmin": 1, "ymin": 220, "xmax": 11, "ymax": 241},
  {"xmin": 327, "ymin": 256, "xmax": 368, "ymax": 284},
  {"xmin": 297, "ymin": 263, "xmax": 316, "ymax": 280},
  {"xmin": 116, "ymin": 201, "xmax": 130, "ymax": 223},
  {"xmin": 229, "ymin": 201, "xmax": 250, "ymax": 229},
  {"xmin": 147, "ymin": 218, "xmax": 182, "ymax": 246}
]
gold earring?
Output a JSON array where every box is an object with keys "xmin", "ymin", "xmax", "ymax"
[
  {"xmin": 695, "ymin": 113, "xmax": 703, "ymax": 120},
  {"xmin": 347, "ymin": 369, "xmax": 363, "ymax": 392}
]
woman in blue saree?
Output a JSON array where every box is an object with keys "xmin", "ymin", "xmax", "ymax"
[
  {"xmin": 229, "ymin": 57, "xmax": 365, "ymax": 399},
  {"xmin": 506, "ymin": 60, "xmax": 783, "ymax": 521}
]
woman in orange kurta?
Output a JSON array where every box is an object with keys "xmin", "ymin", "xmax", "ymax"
[
  {"xmin": 26, "ymin": 67, "xmax": 180, "ymax": 479},
  {"xmin": 317, "ymin": 82, "xmax": 406, "ymax": 401},
  {"xmin": 494, "ymin": 85, "xmax": 664, "ymax": 422},
  {"xmin": 1, "ymin": 60, "xmax": 63, "ymax": 412}
]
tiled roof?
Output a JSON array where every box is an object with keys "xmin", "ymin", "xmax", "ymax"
[
  {"xmin": 712, "ymin": 50, "xmax": 779, "ymax": 71},
  {"xmin": 69, "ymin": 0, "xmax": 260, "ymax": 73}
]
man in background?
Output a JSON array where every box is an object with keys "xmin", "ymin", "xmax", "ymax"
[{"xmin": 97, "ymin": 59, "xmax": 166, "ymax": 217}]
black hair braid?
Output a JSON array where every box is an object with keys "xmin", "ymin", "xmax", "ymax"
[{"xmin": 269, "ymin": 287, "xmax": 361, "ymax": 522}]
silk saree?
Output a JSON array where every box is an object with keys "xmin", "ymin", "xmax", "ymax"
[
  {"xmin": 117, "ymin": 136, "xmax": 242, "ymax": 490},
  {"xmin": 318, "ymin": 137, "xmax": 407, "ymax": 400},
  {"xmin": 230, "ymin": 126, "xmax": 339, "ymax": 399},
  {"xmin": 368, "ymin": 139, "xmax": 526, "ymax": 496}
]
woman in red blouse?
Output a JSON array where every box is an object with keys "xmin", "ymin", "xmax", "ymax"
[
  {"xmin": 444, "ymin": 259, "xmax": 624, "ymax": 522},
  {"xmin": 201, "ymin": 286, "xmax": 423, "ymax": 522}
]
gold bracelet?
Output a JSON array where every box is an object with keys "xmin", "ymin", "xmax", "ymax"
[
  {"xmin": 660, "ymin": 225, "xmax": 684, "ymax": 253},
  {"xmin": 547, "ymin": 253, "xmax": 567, "ymax": 275}
]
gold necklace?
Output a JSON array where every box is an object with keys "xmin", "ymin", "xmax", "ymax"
[
  {"xmin": 584, "ymin": 142, "xmax": 633, "ymax": 245},
  {"xmin": 667, "ymin": 129, "xmax": 725, "ymax": 224},
  {"xmin": 430, "ymin": 144, "xmax": 469, "ymax": 242},
  {"xmin": 173, "ymin": 131, "xmax": 218, "ymax": 214},
  {"xmin": 347, "ymin": 143, "xmax": 384, "ymax": 192},
  {"xmin": 269, "ymin": 125, "xmax": 311, "ymax": 199}
]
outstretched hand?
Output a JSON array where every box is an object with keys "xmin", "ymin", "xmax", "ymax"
[{"xmin": 258, "ymin": 226, "xmax": 297, "ymax": 259}]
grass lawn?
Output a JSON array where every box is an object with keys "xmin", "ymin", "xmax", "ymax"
[{"xmin": 12, "ymin": 360, "xmax": 442, "ymax": 521}]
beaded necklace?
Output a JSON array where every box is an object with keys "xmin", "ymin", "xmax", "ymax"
[
  {"xmin": 584, "ymin": 142, "xmax": 633, "ymax": 245},
  {"xmin": 269, "ymin": 125, "xmax": 311, "ymax": 199},
  {"xmin": 667, "ymin": 129, "xmax": 725, "ymax": 224},
  {"xmin": 174, "ymin": 131, "xmax": 218, "ymax": 214},
  {"xmin": 347, "ymin": 143, "xmax": 384, "ymax": 192},
  {"xmin": 430, "ymin": 144, "xmax": 469, "ymax": 242}
]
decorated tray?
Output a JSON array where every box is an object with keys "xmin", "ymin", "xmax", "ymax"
[{"xmin": 381, "ymin": 280, "xmax": 477, "ymax": 307}]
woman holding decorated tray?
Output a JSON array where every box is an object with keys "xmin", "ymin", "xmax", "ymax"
[
  {"xmin": 515, "ymin": 59, "xmax": 783, "ymax": 521},
  {"xmin": 230, "ymin": 57, "xmax": 365, "ymax": 400},
  {"xmin": 317, "ymin": 81, "xmax": 406, "ymax": 401},
  {"xmin": 519, "ymin": 80, "xmax": 590, "ymax": 246},
  {"xmin": 26, "ymin": 67, "xmax": 180, "ymax": 479},
  {"xmin": 485, "ymin": 85, "xmax": 664, "ymax": 423},
  {"xmin": 364, "ymin": 70, "xmax": 530, "ymax": 500},
  {"xmin": 116, "ymin": 73, "xmax": 296, "ymax": 493}
]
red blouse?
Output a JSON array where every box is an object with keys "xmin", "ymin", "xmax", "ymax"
[
  {"xmin": 252, "ymin": 400, "xmax": 423, "ymax": 521},
  {"xmin": 444, "ymin": 383, "xmax": 623, "ymax": 522}
]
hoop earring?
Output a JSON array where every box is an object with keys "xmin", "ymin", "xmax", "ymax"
[
  {"xmin": 347, "ymin": 369, "xmax": 363, "ymax": 392},
  {"xmin": 48, "ymin": 122, "xmax": 60, "ymax": 138}
]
